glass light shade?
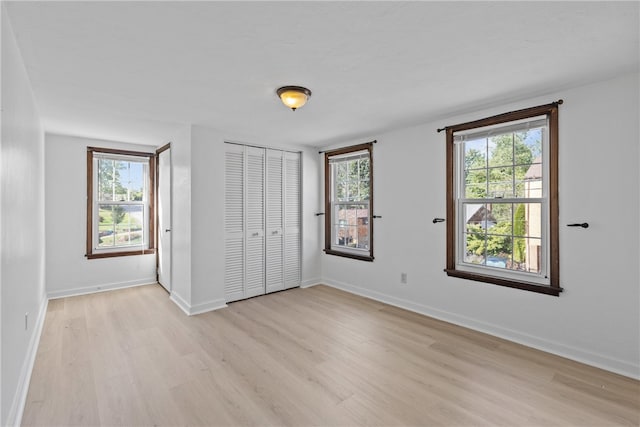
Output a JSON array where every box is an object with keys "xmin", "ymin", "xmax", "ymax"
[{"xmin": 277, "ymin": 86, "xmax": 311, "ymax": 111}]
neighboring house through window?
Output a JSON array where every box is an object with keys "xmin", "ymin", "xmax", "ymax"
[
  {"xmin": 444, "ymin": 101, "xmax": 561, "ymax": 296},
  {"xmin": 86, "ymin": 147, "xmax": 155, "ymax": 259},
  {"xmin": 325, "ymin": 143, "xmax": 373, "ymax": 261}
]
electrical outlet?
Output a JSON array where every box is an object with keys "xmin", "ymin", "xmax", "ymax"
[
  {"xmin": 25, "ymin": 313, "xmax": 29, "ymax": 330},
  {"xmin": 401, "ymin": 273, "xmax": 407, "ymax": 284}
]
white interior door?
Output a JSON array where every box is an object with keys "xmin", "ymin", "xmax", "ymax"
[{"xmin": 157, "ymin": 147, "xmax": 172, "ymax": 292}]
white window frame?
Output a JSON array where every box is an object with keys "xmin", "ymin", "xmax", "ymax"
[{"xmin": 454, "ymin": 117, "xmax": 549, "ymax": 285}]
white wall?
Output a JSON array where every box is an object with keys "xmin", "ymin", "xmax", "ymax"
[
  {"xmin": 320, "ymin": 72, "xmax": 640, "ymax": 379},
  {"xmin": 1, "ymin": 6, "xmax": 47, "ymax": 425},
  {"xmin": 189, "ymin": 125, "xmax": 224, "ymax": 313},
  {"xmin": 189, "ymin": 125, "xmax": 322, "ymax": 312},
  {"xmin": 44, "ymin": 134, "xmax": 156, "ymax": 298}
]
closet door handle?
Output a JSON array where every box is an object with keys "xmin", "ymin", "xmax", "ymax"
[
  {"xmin": 252, "ymin": 232, "xmax": 259, "ymax": 237},
  {"xmin": 272, "ymin": 230, "xmax": 279, "ymax": 235}
]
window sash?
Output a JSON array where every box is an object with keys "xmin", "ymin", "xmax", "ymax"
[
  {"xmin": 330, "ymin": 200, "xmax": 370, "ymax": 254},
  {"xmin": 455, "ymin": 199, "xmax": 549, "ymax": 285},
  {"xmin": 93, "ymin": 202, "xmax": 149, "ymax": 251}
]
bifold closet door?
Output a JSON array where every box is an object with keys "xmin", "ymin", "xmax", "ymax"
[
  {"xmin": 265, "ymin": 149, "xmax": 284, "ymax": 293},
  {"xmin": 224, "ymin": 143, "xmax": 300, "ymax": 302},
  {"xmin": 245, "ymin": 147, "xmax": 266, "ymax": 298},
  {"xmin": 224, "ymin": 144, "xmax": 245, "ymax": 302},
  {"xmin": 284, "ymin": 151, "xmax": 301, "ymax": 289}
]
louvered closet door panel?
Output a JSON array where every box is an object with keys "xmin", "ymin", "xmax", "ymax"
[
  {"xmin": 284, "ymin": 152, "xmax": 301, "ymax": 289},
  {"xmin": 265, "ymin": 234, "xmax": 283, "ymax": 293},
  {"xmin": 224, "ymin": 144, "xmax": 245, "ymax": 302},
  {"xmin": 245, "ymin": 147, "xmax": 266, "ymax": 298},
  {"xmin": 265, "ymin": 149, "xmax": 284, "ymax": 293}
]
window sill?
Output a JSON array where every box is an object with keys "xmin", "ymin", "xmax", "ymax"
[
  {"xmin": 444, "ymin": 269, "xmax": 562, "ymax": 296},
  {"xmin": 86, "ymin": 249, "xmax": 156, "ymax": 259},
  {"xmin": 324, "ymin": 248, "xmax": 374, "ymax": 262}
]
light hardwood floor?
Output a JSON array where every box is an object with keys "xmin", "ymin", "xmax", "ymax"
[{"xmin": 22, "ymin": 284, "xmax": 639, "ymax": 426}]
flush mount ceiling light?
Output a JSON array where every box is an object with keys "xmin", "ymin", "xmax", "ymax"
[{"xmin": 277, "ymin": 86, "xmax": 312, "ymax": 111}]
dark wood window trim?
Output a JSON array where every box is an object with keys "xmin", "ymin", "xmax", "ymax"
[
  {"xmin": 444, "ymin": 101, "xmax": 562, "ymax": 296},
  {"xmin": 86, "ymin": 146, "xmax": 156, "ymax": 259},
  {"xmin": 324, "ymin": 142, "xmax": 374, "ymax": 262}
]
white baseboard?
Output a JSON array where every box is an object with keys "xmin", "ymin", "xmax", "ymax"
[
  {"xmin": 301, "ymin": 278, "xmax": 322, "ymax": 288},
  {"xmin": 169, "ymin": 291, "xmax": 191, "ymax": 316},
  {"xmin": 169, "ymin": 292, "xmax": 226, "ymax": 316},
  {"xmin": 6, "ymin": 295, "xmax": 48, "ymax": 427},
  {"xmin": 189, "ymin": 298, "xmax": 227, "ymax": 315},
  {"xmin": 47, "ymin": 278, "xmax": 156, "ymax": 300},
  {"xmin": 321, "ymin": 278, "xmax": 640, "ymax": 380}
]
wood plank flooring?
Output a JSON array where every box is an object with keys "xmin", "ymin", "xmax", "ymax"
[{"xmin": 22, "ymin": 284, "xmax": 639, "ymax": 426}]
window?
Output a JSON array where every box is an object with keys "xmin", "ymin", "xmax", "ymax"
[
  {"xmin": 445, "ymin": 102, "xmax": 561, "ymax": 296},
  {"xmin": 325, "ymin": 143, "xmax": 373, "ymax": 261},
  {"xmin": 86, "ymin": 147, "xmax": 155, "ymax": 259}
]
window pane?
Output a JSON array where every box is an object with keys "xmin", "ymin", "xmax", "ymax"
[
  {"xmin": 519, "ymin": 163, "xmax": 543, "ymax": 198},
  {"xmin": 523, "ymin": 238, "xmax": 542, "ymax": 274},
  {"xmin": 98, "ymin": 206, "xmax": 116, "ymax": 247},
  {"xmin": 488, "ymin": 167, "xmax": 513, "ymax": 198},
  {"xmin": 359, "ymin": 158, "xmax": 370, "ymax": 180},
  {"xmin": 334, "ymin": 203, "xmax": 368, "ymax": 249},
  {"xmin": 487, "ymin": 203, "xmax": 512, "ymax": 235},
  {"xmin": 465, "ymin": 170, "xmax": 487, "ymax": 199},
  {"xmin": 333, "ymin": 158, "xmax": 370, "ymax": 203},
  {"xmin": 465, "ymin": 203, "xmax": 487, "ymax": 230},
  {"xmin": 513, "ymin": 203, "xmax": 527, "ymax": 237},
  {"xmin": 485, "ymin": 235, "xmax": 511, "ymax": 269},
  {"xmin": 519, "ymin": 128, "xmax": 543, "ymax": 161},
  {"xmin": 97, "ymin": 159, "xmax": 145, "ymax": 202},
  {"xmin": 356, "ymin": 208, "xmax": 369, "ymax": 249},
  {"xmin": 488, "ymin": 133, "xmax": 513, "ymax": 168},
  {"xmin": 464, "ymin": 231, "xmax": 486, "ymax": 265},
  {"xmin": 336, "ymin": 162, "xmax": 347, "ymax": 182},
  {"xmin": 464, "ymin": 138, "xmax": 487, "ymax": 170},
  {"xmin": 359, "ymin": 179, "xmax": 370, "ymax": 201},
  {"xmin": 120, "ymin": 161, "xmax": 145, "ymax": 201},
  {"xmin": 98, "ymin": 204, "xmax": 144, "ymax": 248},
  {"xmin": 348, "ymin": 181, "xmax": 359, "ymax": 201},
  {"xmin": 514, "ymin": 202, "xmax": 542, "ymax": 238},
  {"xmin": 336, "ymin": 181, "xmax": 347, "ymax": 202}
]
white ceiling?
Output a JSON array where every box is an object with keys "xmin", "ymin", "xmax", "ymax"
[{"xmin": 5, "ymin": 1, "xmax": 639, "ymax": 147}]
